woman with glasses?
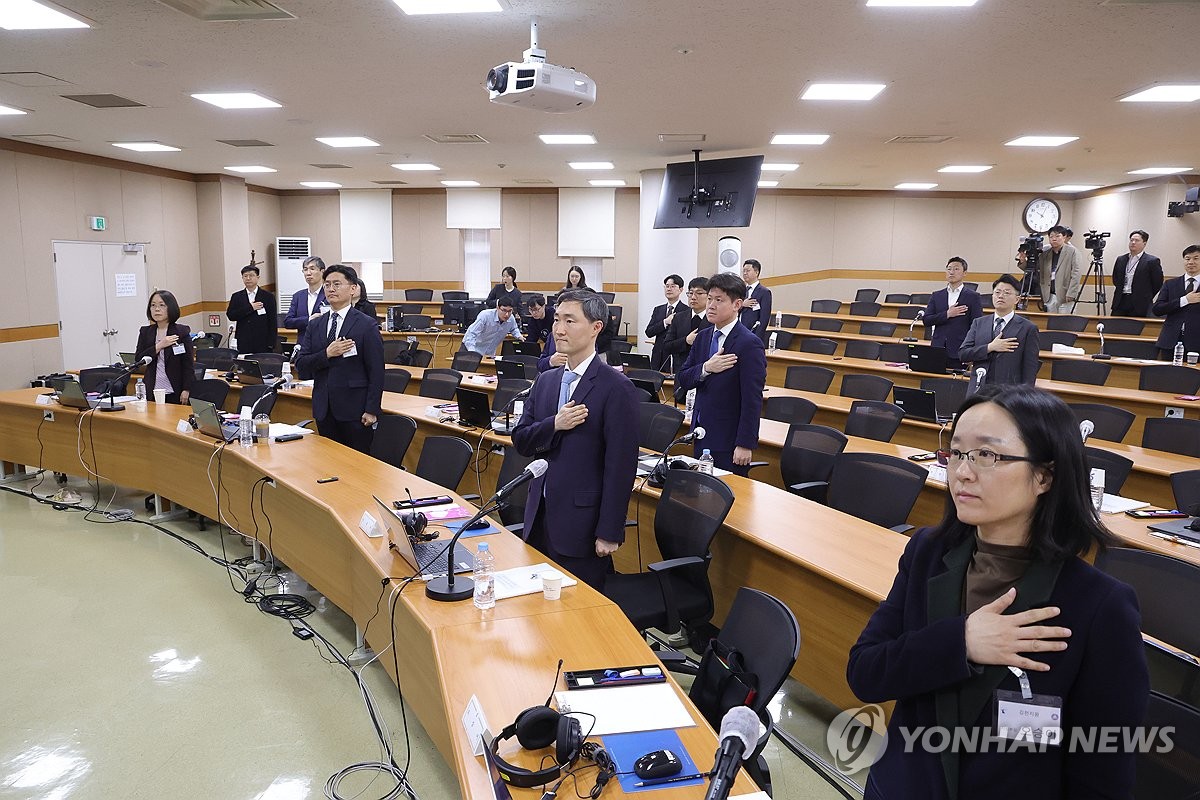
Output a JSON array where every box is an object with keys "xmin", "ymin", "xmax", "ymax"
[
  {"xmin": 133, "ymin": 289, "xmax": 195, "ymax": 404},
  {"xmin": 847, "ymin": 385, "xmax": 1147, "ymax": 800}
]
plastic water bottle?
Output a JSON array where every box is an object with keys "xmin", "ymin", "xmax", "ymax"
[
  {"xmin": 697, "ymin": 449, "xmax": 714, "ymax": 476},
  {"xmin": 1174, "ymin": 342, "xmax": 1185, "ymax": 366},
  {"xmin": 134, "ymin": 377, "xmax": 146, "ymax": 402},
  {"xmin": 238, "ymin": 405, "xmax": 254, "ymax": 448},
  {"xmin": 473, "ymin": 542, "xmax": 496, "ymax": 610},
  {"xmin": 280, "ymin": 361, "xmax": 292, "ymax": 390},
  {"xmin": 1089, "ymin": 468, "xmax": 1105, "ymax": 512},
  {"xmin": 685, "ymin": 388, "xmax": 696, "ymax": 421},
  {"xmin": 768, "ymin": 332, "xmax": 778, "ymax": 352},
  {"xmin": 775, "ymin": 311, "xmax": 783, "ymax": 328}
]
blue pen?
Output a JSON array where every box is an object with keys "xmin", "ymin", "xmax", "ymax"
[{"xmin": 633, "ymin": 773, "xmax": 707, "ymax": 787}]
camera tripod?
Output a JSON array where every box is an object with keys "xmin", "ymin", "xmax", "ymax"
[{"xmin": 1069, "ymin": 251, "xmax": 1108, "ymax": 315}]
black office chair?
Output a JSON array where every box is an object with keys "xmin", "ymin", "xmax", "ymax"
[
  {"xmin": 239, "ymin": 383, "xmax": 278, "ymax": 418},
  {"xmin": 1135, "ymin": 691, "xmax": 1200, "ymax": 800},
  {"xmin": 845, "ymin": 340, "xmax": 883, "ymax": 361},
  {"xmin": 369, "ymin": 415, "xmax": 418, "ymax": 470},
  {"xmin": 1067, "ymin": 403, "xmax": 1135, "ymax": 443},
  {"xmin": 909, "ymin": 293, "xmax": 932, "ymax": 305},
  {"xmin": 248, "ymin": 353, "xmax": 284, "ymax": 377},
  {"xmin": 1142, "ymin": 418, "xmax": 1200, "ymax": 457},
  {"xmin": 771, "ymin": 331, "xmax": 795, "ymax": 350},
  {"xmin": 493, "ymin": 378, "xmax": 532, "ymax": 412},
  {"xmin": 189, "ymin": 378, "xmax": 231, "ymax": 408},
  {"xmin": 763, "ymin": 395, "xmax": 817, "ymax": 425},
  {"xmin": 809, "ymin": 317, "xmax": 844, "ymax": 332},
  {"xmin": 418, "ymin": 368, "xmax": 463, "ymax": 400},
  {"xmin": 962, "ymin": 282, "xmax": 979, "ymax": 292},
  {"xmin": 626, "ymin": 368, "xmax": 666, "ymax": 399},
  {"xmin": 411, "ymin": 349, "xmax": 434, "ymax": 368},
  {"xmin": 779, "ymin": 423, "xmax": 847, "ymax": 502},
  {"xmin": 78, "ymin": 367, "xmax": 129, "ymax": 395},
  {"xmin": 859, "ymin": 321, "xmax": 897, "ymax": 337},
  {"xmin": 441, "ymin": 290, "xmax": 469, "ymax": 301},
  {"xmin": 451, "ymin": 350, "xmax": 483, "ymax": 372},
  {"xmin": 1084, "ymin": 446, "xmax": 1134, "ymax": 496},
  {"xmin": 827, "ymin": 451, "xmax": 928, "ymax": 532},
  {"xmin": 195, "ymin": 347, "xmax": 238, "ymax": 371},
  {"xmin": 205, "ymin": 332, "xmax": 224, "ymax": 348},
  {"xmin": 810, "ymin": 299, "xmax": 842, "ymax": 314},
  {"xmin": 1095, "ymin": 547, "xmax": 1200, "ymax": 658},
  {"xmin": 844, "ymin": 400, "xmax": 906, "ymax": 442},
  {"xmin": 884, "ymin": 293, "xmax": 912, "ymax": 304},
  {"xmin": 1140, "ymin": 364, "xmax": 1200, "ymax": 395},
  {"xmin": 193, "ymin": 364, "xmax": 207, "ymax": 381},
  {"xmin": 193, "ymin": 336, "xmax": 213, "ymax": 350},
  {"xmin": 1105, "ymin": 339, "xmax": 1158, "ymax": 359},
  {"xmin": 1046, "ymin": 314, "xmax": 1089, "ymax": 332},
  {"xmin": 779, "ymin": 313, "xmax": 801, "ymax": 328},
  {"xmin": 849, "ymin": 301, "xmax": 882, "ymax": 317},
  {"xmin": 399, "ymin": 314, "xmax": 432, "ymax": 331},
  {"xmin": 1039, "ymin": 331, "xmax": 1078, "ymax": 349},
  {"xmin": 799, "ymin": 337, "xmax": 838, "ymax": 356},
  {"xmin": 840, "ymin": 374, "xmax": 894, "ymax": 401},
  {"xmin": 598, "ymin": 291, "xmax": 616, "ymax": 303},
  {"xmin": 920, "ymin": 377, "xmax": 968, "ymax": 421},
  {"xmin": 879, "ymin": 342, "xmax": 912, "ymax": 362},
  {"xmin": 1051, "ymin": 359, "xmax": 1111, "ymax": 386},
  {"xmin": 399, "ymin": 303, "xmax": 425, "ymax": 315},
  {"xmin": 1099, "ymin": 318, "xmax": 1145, "ymax": 336},
  {"xmin": 603, "ymin": 470, "xmax": 735, "ymax": 640},
  {"xmin": 606, "ymin": 339, "xmax": 633, "ymax": 366},
  {"xmin": 784, "ymin": 365, "xmax": 835, "ymax": 393},
  {"xmin": 638, "ymin": 403, "xmax": 684, "ymax": 452},
  {"xmin": 895, "ymin": 305, "xmax": 924, "ymax": 320},
  {"xmin": 853, "ymin": 289, "xmax": 881, "ymax": 303},
  {"xmin": 383, "ymin": 368, "xmax": 412, "ymax": 395},
  {"xmin": 980, "ymin": 294, "xmax": 994, "ymax": 310},
  {"xmin": 493, "ymin": 447, "xmax": 536, "ymax": 529},
  {"xmin": 382, "ymin": 340, "xmax": 407, "ymax": 364},
  {"xmin": 405, "ymin": 288, "xmax": 434, "ymax": 301},
  {"xmin": 1172, "ymin": 469, "xmax": 1200, "ymax": 514},
  {"xmin": 413, "ymin": 435, "xmax": 474, "ymax": 492}
]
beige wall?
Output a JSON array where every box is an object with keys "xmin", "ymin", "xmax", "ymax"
[
  {"xmin": 1074, "ymin": 183, "xmax": 1200, "ymax": 277},
  {"xmin": 279, "ymin": 193, "xmax": 341, "ymax": 268},
  {"xmin": 248, "ymin": 190, "xmax": 282, "ymax": 287}
]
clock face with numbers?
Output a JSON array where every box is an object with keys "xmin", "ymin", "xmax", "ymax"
[{"xmin": 1023, "ymin": 198, "xmax": 1061, "ymax": 233}]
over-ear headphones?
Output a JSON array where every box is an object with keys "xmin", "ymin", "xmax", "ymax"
[
  {"xmin": 401, "ymin": 510, "xmax": 435, "ymax": 541},
  {"xmin": 489, "ymin": 705, "xmax": 583, "ymax": 788}
]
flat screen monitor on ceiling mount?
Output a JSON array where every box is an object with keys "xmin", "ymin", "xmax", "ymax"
[{"xmin": 653, "ymin": 153, "xmax": 764, "ymax": 229}]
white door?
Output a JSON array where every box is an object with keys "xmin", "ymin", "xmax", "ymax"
[{"xmin": 54, "ymin": 242, "xmax": 149, "ymax": 368}]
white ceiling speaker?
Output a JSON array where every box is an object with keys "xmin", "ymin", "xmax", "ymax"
[{"xmin": 718, "ymin": 236, "xmax": 742, "ymax": 274}]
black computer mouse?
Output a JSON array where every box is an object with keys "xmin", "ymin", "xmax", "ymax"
[{"xmin": 633, "ymin": 749, "xmax": 682, "ymax": 780}]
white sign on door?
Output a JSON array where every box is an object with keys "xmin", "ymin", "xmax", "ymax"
[{"xmin": 114, "ymin": 273, "xmax": 137, "ymax": 297}]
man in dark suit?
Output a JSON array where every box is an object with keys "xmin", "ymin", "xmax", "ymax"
[
  {"xmin": 661, "ymin": 277, "xmax": 712, "ymax": 396},
  {"xmin": 1111, "ymin": 230, "xmax": 1163, "ymax": 318},
  {"xmin": 282, "ymin": 256, "xmax": 327, "ymax": 335},
  {"xmin": 512, "ymin": 290, "xmax": 639, "ymax": 590},
  {"xmin": 226, "ymin": 264, "xmax": 278, "ymax": 355},
  {"xmin": 644, "ymin": 274, "xmax": 685, "ymax": 370},
  {"xmin": 958, "ymin": 274, "xmax": 1041, "ymax": 391},
  {"xmin": 738, "ymin": 259, "xmax": 773, "ymax": 344},
  {"xmin": 676, "ymin": 272, "xmax": 767, "ymax": 476},
  {"xmin": 923, "ymin": 256, "xmax": 983, "ymax": 369},
  {"xmin": 1152, "ymin": 244, "xmax": 1200, "ymax": 358},
  {"xmin": 295, "ymin": 264, "xmax": 385, "ymax": 454}
]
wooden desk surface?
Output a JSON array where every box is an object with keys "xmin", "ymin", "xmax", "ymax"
[{"xmin": 799, "ymin": 303, "xmax": 1165, "ymax": 337}]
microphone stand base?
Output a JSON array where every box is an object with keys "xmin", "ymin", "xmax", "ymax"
[
  {"xmin": 900, "ymin": 337, "xmax": 918, "ymax": 343},
  {"xmin": 98, "ymin": 403, "xmax": 126, "ymax": 412},
  {"xmin": 1091, "ymin": 354, "xmax": 1112, "ymax": 360},
  {"xmin": 425, "ymin": 575, "xmax": 475, "ymax": 602}
]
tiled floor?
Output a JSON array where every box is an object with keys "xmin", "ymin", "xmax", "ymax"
[{"xmin": 0, "ymin": 474, "xmax": 863, "ymax": 800}]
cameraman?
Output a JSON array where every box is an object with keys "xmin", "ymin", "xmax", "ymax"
[
  {"xmin": 1019, "ymin": 225, "xmax": 1080, "ymax": 312},
  {"xmin": 1112, "ymin": 230, "xmax": 1163, "ymax": 318}
]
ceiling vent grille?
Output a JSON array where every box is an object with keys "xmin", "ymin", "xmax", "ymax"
[
  {"xmin": 886, "ymin": 135, "xmax": 954, "ymax": 144},
  {"xmin": 155, "ymin": 0, "xmax": 296, "ymax": 21},
  {"xmin": 12, "ymin": 134, "xmax": 78, "ymax": 143},
  {"xmin": 423, "ymin": 133, "xmax": 490, "ymax": 144},
  {"xmin": 0, "ymin": 72, "xmax": 71, "ymax": 87},
  {"xmin": 310, "ymin": 163, "xmax": 351, "ymax": 169},
  {"xmin": 218, "ymin": 139, "xmax": 274, "ymax": 147},
  {"xmin": 372, "ymin": 180, "xmax": 409, "ymax": 185},
  {"xmin": 817, "ymin": 182, "xmax": 861, "ymax": 187},
  {"xmin": 61, "ymin": 94, "xmax": 145, "ymax": 108},
  {"xmin": 513, "ymin": 178, "xmax": 554, "ymax": 185},
  {"xmin": 658, "ymin": 133, "xmax": 706, "ymax": 143}
]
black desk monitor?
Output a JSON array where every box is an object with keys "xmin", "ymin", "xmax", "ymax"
[
  {"xmin": 495, "ymin": 359, "xmax": 529, "ymax": 381},
  {"xmin": 456, "ymin": 387, "xmax": 495, "ymax": 429},
  {"xmin": 892, "ymin": 385, "xmax": 945, "ymax": 423}
]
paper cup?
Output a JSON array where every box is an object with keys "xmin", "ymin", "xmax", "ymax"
[
  {"xmin": 153, "ymin": 388, "xmax": 168, "ymax": 404},
  {"xmin": 1188, "ymin": 352, "xmax": 1198, "ymax": 366},
  {"xmin": 541, "ymin": 569, "xmax": 563, "ymax": 601}
]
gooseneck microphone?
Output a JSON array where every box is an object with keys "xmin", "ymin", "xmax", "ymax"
[
  {"xmin": 974, "ymin": 366, "xmax": 987, "ymax": 391},
  {"xmin": 902, "ymin": 309, "xmax": 924, "ymax": 342},
  {"xmin": 1093, "ymin": 322, "xmax": 1112, "ymax": 360},
  {"xmin": 704, "ymin": 706, "xmax": 761, "ymax": 800},
  {"xmin": 98, "ymin": 356, "xmax": 153, "ymax": 412},
  {"xmin": 648, "ymin": 427, "xmax": 705, "ymax": 488},
  {"xmin": 425, "ymin": 459, "xmax": 548, "ymax": 602},
  {"xmin": 1079, "ymin": 419, "xmax": 1094, "ymax": 444}
]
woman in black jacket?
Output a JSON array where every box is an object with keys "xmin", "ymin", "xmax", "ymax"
[
  {"xmin": 485, "ymin": 265, "xmax": 522, "ymax": 309},
  {"xmin": 133, "ymin": 289, "xmax": 195, "ymax": 404}
]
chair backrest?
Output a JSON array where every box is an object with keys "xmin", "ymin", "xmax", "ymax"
[
  {"xmin": 1171, "ymin": 469, "xmax": 1200, "ymax": 514},
  {"xmin": 195, "ymin": 347, "xmax": 238, "ymax": 370},
  {"xmin": 598, "ymin": 291, "xmax": 616, "ymax": 303},
  {"xmin": 844, "ymin": 340, "xmax": 882, "ymax": 361},
  {"xmin": 980, "ymin": 294, "xmax": 994, "ymax": 309},
  {"xmin": 239, "ymin": 383, "xmax": 278, "ymax": 417},
  {"xmin": 412, "ymin": 349, "xmax": 434, "ymax": 368},
  {"xmin": 809, "ymin": 318, "xmax": 844, "ymax": 332},
  {"xmin": 763, "ymin": 395, "xmax": 817, "ymax": 425},
  {"xmin": 638, "ymin": 403, "xmax": 684, "ymax": 451},
  {"xmin": 369, "ymin": 414, "xmax": 418, "ymax": 470},
  {"xmin": 1094, "ymin": 547, "xmax": 1200, "ymax": 655},
  {"xmin": 810, "ymin": 299, "xmax": 842, "ymax": 314},
  {"xmin": 247, "ymin": 353, "xmax": 284, "ymax": 377},
  {"xmin": 399, "ymin": 314, "xmax": 432, "ymax": 331},
  {"xmin": 919, "ymin": 377, "xmax": 968, "ymax": 420},
  {"xmin": 653, "ymin": 470, "xmax": 736, "ymax": 599},
  {"xmin": 799, "ymin": 337, "xmax": 838, "ymax": 356},
  {"xmin": 1099, "ymin": 317, "xmax": 1145, "ymax": 335},
  {"xmin": 78, "ymin": 367, "xmax": 128, "ymax": 394},
  {"xmin": 451, "ymin": 350, "xmax": 483, "ymax": 372},
  {"xmin": 626, "ymin": 368, "xmax": 666, "ymax": 393},
  {"xmin": 1142, "ymin": 418, "xmax": 1200, "ymax": 457},
  {"xmin": 962, "ymin": 282, "xmax": 978, "ymax": 292},
  {"xmin": 493, "ymin": 378, "xmax": 532, "ymax": 411},
  {"xmin": 853, "ymin": 289, "xmax": 880, "ymax": 303},
  {"xmin": 383, "ymin": 368, "xmax": 412, "ymax": 394},
  {"xmin": 845, "ymin": 400, "xmax": 906, "ymax": 442},
  {"xmin": 1067, "ymin": 403, "xmax": 1135, "ymax": 443},
  {"xmin": 779, "ymin": 423, "xmax": 848, "ymax": 498},
  {"xmin": 859, "ymin": 321, "xmax": 897, "ymax": 337},
  {"xmin": 879, "ymin": 342, "xmax": 912, "ymax": 362},
  {"xmin": 399, "ymin": 303, "xmax": 424, "ymax": 315},
  {"xmin": 1039, "ymin": 331, "xmax": 1078, "ymax": 350},
  {"xmin": 193, "ymin": 364, "xmax": 207, "ymax": 380},
  {"xmin": 883, "ymin": 293, "xmax": 911, "ymax": 304},
  {"xmin": 1105, "ymin": 339, "xmax": 1158, "ymax": 359},
  {"xmin": 895, "ymin": 305, "xmax": 924, "ymax": 320},
  {"xmin": 827, "ymin": 452, "xmax": 928, "ymax": 529},
  {"xmin": 1140, "ymin": 364, "xmax": 1200, "ymax": 395},
  {"xmin": 909, "ymin": 293, "xmax": 932, "ymax": 305},
  {"xmin": 418, "ymin": 368, "xmax": 463, "ymax": 400},
  {"xmin": 840, "ymin": 373, "xmax": 894, "ymax": 401},
  {"xmin": 1084, "ymin": 446, "xmax": 1134, "ymax": 495},
  {"xmin": 784, "ymin": 365, "xmax": 835, "ymax": 393},
  {"xmin": 1135, "ymin": 691, "xmax": 1200, "ymax": 799},
  {"xmin": 382, "ymin": 339, "xmax": 407, "ymax": 364},
  {"xmin": 771, "ymin": 331, "xmax": 795, "ymax": 350},
  {"xmin": 1050, "ymin": 359, "xmax": 1111, "ymax": 386},
  {"xmin": 849, "ymin": 301, "xmax": 882, "ymax": 317},
  {"xmin": 193, "ymin": 336, "xmax": 213, "ymax": 350},
  {"xmin": 780, "ymin": 313, "xmax": 801, "ymax": 328},
  {"xmin": 1046, "ymin": 314, "xmax": 1089, "ymax": 332},
  {"xmin": 495, "ymin": 447, "xmax": 536, "ymax": 526},
  {"xmin": 189, "ymin": 378, "xmax": 230, "ymax": 408},
  {"xmin": 441, "ymin": 290, "xmax": 469, "ymax": 301},
  {"xmin": 405, "ymin": 288, "xmax": 434, "ymax": 301},
  {"xmin": 413, "ymin": 435, "xmax": 473, "ymax": 491}
]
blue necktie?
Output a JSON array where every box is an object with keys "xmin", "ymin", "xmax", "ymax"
[
  {"xmin": 558, "ymin": 371, "xmax": 579, "ymax": 410},
  {"xmin": 709, "ymin": 329, "xmax": 724, "ymax": 358}
]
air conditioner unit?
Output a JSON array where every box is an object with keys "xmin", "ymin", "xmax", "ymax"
[{"xmin": 275, "ymin": 237, "xmax": 312, "ymax": 315}]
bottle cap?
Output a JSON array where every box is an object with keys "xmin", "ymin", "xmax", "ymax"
[
  {"xmin": 478, "ymin": 542, "xmax": 489, "ymax": 551},
  {"xmin": 702, "ymin": 449, "xmax": 711, "ymax": 456},
  {"xmin": 240, "ymin": 406, "xmax": 252, "ymax": 417}
]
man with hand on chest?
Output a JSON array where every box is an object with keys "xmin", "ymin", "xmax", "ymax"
[{"xmin": 226, "ymin": 263, "xmax": 277, "ymax": 355}]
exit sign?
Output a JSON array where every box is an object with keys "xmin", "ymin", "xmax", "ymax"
[
  {"xmin": 208, "ymin": 315, "xmax": 221, "ymax": 328},
  {"xmin": 87, "ymin": 215, "xmax": 106, "ymax": 231}
]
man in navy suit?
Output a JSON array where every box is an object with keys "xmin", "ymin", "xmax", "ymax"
[
  {"xmin": 738, "ymin": 259, "xmax": 773, "ymax": 345},
  {"xmin": 661, "ymin": 277, "xmax": 712, "ymax": 392},
  {"xmin": 923, "ymin": 257, "xmax": 983, "ymax": 369},
  {"xmin": 676, "ymin": 272, "xmax": 767, "ymax": 476},
  {"xmin": 1152, "ymin": 243, "xmax": 1200, "ymax": 358},
  {"xmin": 1111, "ymin": 230, "xmax": 1163, "ymax": 318},
  {"xmin": 282, "ymin": 256, "xmax": 328, "ymax": 335},
  {"xmin": 512, "ymin": 290, "xmax": 639, "ymax": 590},
  {"xmin": 958, "ymin": 275, "xmax": 1041, "ymax": 391},
  {"xmin": 644, "ymin": 274, "xmax": 685, "ymax": 370},
  {"xmin": 295, "ymin": 264, "xmax": 385, "ymax": 454},
  {"xmin": 226, "ymin": 264, "xmax": 278, "ymax": 355}
]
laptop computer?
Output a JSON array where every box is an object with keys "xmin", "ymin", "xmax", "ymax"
[
  {"xmin": 503, "ymin": 339, "xmax": 541, "ymax": 358},
  {"xmin": 892, "ymin": 385, "xmax": 950, "ymax": 423},
  {"xmin": 456, "ymin": 387, "xmax": 495, "ymax": 428},
  {"xmin": 231, "ymin": 358, "xmax": 265, "ymax": 385},
  {"xmin": 56, "ymin": 380, "xmax": 101, "ymax": 410},
  {"xmin": 629, "ymin": 377, "xmax": 661, "ymax": 403},
  {"xmin": 372, "ymin": 496, "xmax": 474, "ymax": 577},
  {"xmin": 189, "ymin": 398, "xmax": 240, "ymax": 442},
  {"xmin": 619, "ymin": 352, "xmax": 652, "ymax": 370},
  {"xmin": 495, "ymin": 358, "xmax": 530, "ymax": 381},
  {"xmin": 906, "ymin": 343, "xmax": 949, "ymax": 375},
  {"xmin": 118, "ymin": 352, "xmax": 137, "ymax": 365}
]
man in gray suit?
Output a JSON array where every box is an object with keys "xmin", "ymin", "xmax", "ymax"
[
  {"xmin": 958, "ymin": 274, "xmax": 1041, "ymax": 391},
  {"xmin": 1025, "ymin": 225, "xmax": 1081, "ymax": 312}
]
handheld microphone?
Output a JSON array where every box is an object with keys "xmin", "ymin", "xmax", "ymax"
[
  {"xmin": 1079, "ymin": 419, "xmax": 1094, "ymax": 444},
  {"xmin": 98, "ymin": 356, "xmax": 154, "ymax": 412},
  {"xmin": 1092, "ymin": 322, "xmax": 1111, "ymax": 359},
  {"xmin": 648, "ymin": 427, "xmax": 706, "ymax": 488},
  {"xmin": 704, "ymin": 706, "xmax": 761, "ymax": 800},
  {"xmin": 902, "ymin": 310, "xmax": 924, "ymax": 342}
]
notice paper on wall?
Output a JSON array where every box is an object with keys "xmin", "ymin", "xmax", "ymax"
[{"xmin": 114, "ymin": 273, "xmax": 137, "ymax": 297}]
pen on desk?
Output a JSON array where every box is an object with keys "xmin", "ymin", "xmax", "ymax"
[{"xmin": 633, "ymin": 773, "xmax": 707, "ymax": 787}]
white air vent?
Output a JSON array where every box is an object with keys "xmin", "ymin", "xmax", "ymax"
[
  {"xmin": 423, "ymin": 133, "xmax": 490, "ymax": 144},
  {"xmin": 886, "ymin": 135, "xmax": 955, "ymax": 144},
  {"xmin": 513, "ymin": 178, "xmax": 554, "ymax": 185},
  {"xmin": 0, "ymin": 72, "xmax": 71, "ymax": 87},
  {"xmin": 12, "ymin": 134, "xmax": 78, "ymax": 143},
  {"xmin": 155, "ymin": 0, "xmax": 295, "ymax": 21},
  {"xmin": 817, "ymin": 182, "xmax": 861, "ymax": 187},
  {"xmin": 658, "ymin": 133, "xmax": 706, "ymax": 143},
  {"xmin": 275, "ymin": 237, "xmax": 311, "ymax": 316}
]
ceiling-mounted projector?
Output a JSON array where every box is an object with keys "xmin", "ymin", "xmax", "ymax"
[{"xmin": 486, "ymin": 19, "xmax": 596, "ymax": 113}]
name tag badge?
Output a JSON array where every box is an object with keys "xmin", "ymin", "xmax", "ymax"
[
  {"xmin": 172, "ymin": 343, "xmax": 186, "ymax": 355},
  {"xmin": 256, "ymin": 307, "xmax": 267, "ymax": 316},
  {"xmin": 343, "ymin": 341, "xmax": 358, "ymax": 358},
  {"xmin": 995, "ymin": 689, "xmax": 1063, "ymax": 746}
]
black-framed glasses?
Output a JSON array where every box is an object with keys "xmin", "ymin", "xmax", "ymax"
[{"xmin": 936, "ymin": 448, "xmax": 1040, "ymax": 469}]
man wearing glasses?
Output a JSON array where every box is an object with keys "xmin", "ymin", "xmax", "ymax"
[
  {"xmin": 957, "ymin": 274, "xmax": 1041, "ymax": 391},
  {"xmin": 295, "ymin": 264, "xmax": 385, "ymax": 454}
]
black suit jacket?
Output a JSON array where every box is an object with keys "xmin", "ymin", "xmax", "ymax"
[
  {"xmin": 226, "ymin": 288, "xmax": 278, "ymax": 355},
  {"xmin": 738, "ymin": 283, "xmax": 773, "ymax": 344},
  {"xmin": 847, "ymin": 528, "xmax": 1147, "ymax": 800},
  {"xmin": 1153, "ymin": 275, "xmax": 1200, "ymax": 354},
  {"xmin": 295, "ymin": 307, "xmax": 384, "ymax": 423},
  {"xmin": 923, "ymin": 287, "xmax": 983, "ymax": 360},
  {"xmin": 675, "ymin": 321, "xmax": 766, "ymax": 454},
  {"xmin": 134, "ymin": 322, "xmax": 194, "ymax": 398},
  {"xmin": 958, "ymin": 314, "xmax": 1040, "ymax": 389},
  {"xmin": 644, "ymin": 301, "xmax": 684, "ymax": 370},
  {"xmin": 283, "ymin": 287, "xmax": 326, "ymax": 334},
  {"xmin": 1111, "ymin": 253, "xmax": 1163, "ymax": 317}
]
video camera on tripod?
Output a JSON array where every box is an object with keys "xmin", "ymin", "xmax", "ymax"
[
  {"xmin": 1084, "ymin": 230, "xmax": 1110, "ymax": 257},
  {"xmin": 1072, "ymin": 230, "xmax": 1112, "ymax": 315},
  {"xmin": 1016, "ymin": 234, "xmax": 1044, "ymax": 309}
]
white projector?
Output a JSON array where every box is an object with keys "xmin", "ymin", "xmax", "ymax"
[{"xmin": 486, "ymin": 60, "xmax": 596, "ymax": 113}]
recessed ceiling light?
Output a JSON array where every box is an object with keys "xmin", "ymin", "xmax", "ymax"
[
  {"xmin": 1120, "ymin": 85, "xmax": 1200, "ymax": 103},
  {"xmin": 761, "ymin": 163, "xmax": 800, "ymax": 172},
  {"xmin": 1049, "ymin": 184, "xmax": 1101, "ymax": 192},
  {"xmin": 938, "ymin": 165, "xmax": 993, "ymax": 173},
  {"xmin": 392, "ymin": 163, "xmax": 440, "ymax": 171},
  {"xmin": 895, "ymin": 182, "xmax": 938, "ymax": 190},
  {"xmin": 770, "ymin": 134, "xmax": 829, "ymax": 145},
  {"xmin": 539, "ymin": 134, "xmax": 596, "ymax": 145},
  {"xmin": 224, "ymin": 165, "xmax": 277, "ymax": 173},
  {"xmin": 315, "ymin": 136, "xmax": 379, "ymax": 148},
  {"xmin": 441, "ymin": 180, "xmax": 481, "ymax": 187},
  {"xmin": 589, "ymin": 179, "xmax": 626, "ymax": 187},
  {"xmin": 758, "ymin": 180, "xmax": 780, "ymax": 188},
  {"xmin": 568, "ymin": 162, "xmax": 614, "ymax": 170},
  {"xmin": 111, "ymin": 142, "xmax": 181, "ymax": 152},
  {"xmin": 867, "ymin": 0, "xmax": 977, "ymax": 6},
  {"xmin": 0, "ymin": 104, "xmax": 29, "ymax": 115},
  {"xmin": 300, "ymin": 181, "xmax": 342, "ymax": 188},
  {"xmin": 0, "ymin": 0, "xmax": 91, "ymax": 29},
  {"xmin": 191, "ymin": 92, "xmax": 282, "ymax": 109},
  {"xmin": 801, "ymin": 83, "xmax": 887, "ymax": 101},
  {"xmin": 391, "ymin": 0, "xmax": 501, "ymax": 13},
  {"xmin": 1004, "ymin": 136, "xmax": 1078, "ymax": 147},
  {"xmin": 1128, "ymin": 167, "xmax": 1192, "ymax": 175}
]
